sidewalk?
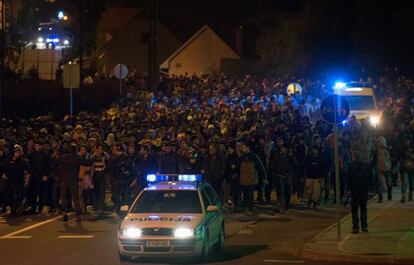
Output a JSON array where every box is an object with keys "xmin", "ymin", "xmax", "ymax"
[{"xmin": 301, "ymin": 190, "xmax": 414, "ymax": 264}]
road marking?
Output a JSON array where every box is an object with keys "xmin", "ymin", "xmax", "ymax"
[
  {"xmin": 0, "ymin": 236, "xmax": 32, "ymax": 239},
  {"xmin": 338, "ymin": 201, "xmax": 395, "ymax": 252},
  {"xmin": 264, "ymin": 260, "xmax": 305, "ymax": 263},
  {"xmin": 238, "ymin": 229, "xmax": 253, "ymax": 234},
  {"xmin": 58, "ymin": 235, "xmax": 95, "ymax": 239},
  {"xmin": 0, "ymin": 215, "xmax": 62, "ymax": 239}
]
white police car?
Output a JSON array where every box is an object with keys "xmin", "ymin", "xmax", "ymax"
[{"xmin": 118, "ymin": 174, "xmax": 225, "ymax": 262}]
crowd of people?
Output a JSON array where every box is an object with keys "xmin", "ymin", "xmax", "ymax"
[{"xmin": 0, "ymin": 73, "xmax": 413, "ymax": 226}]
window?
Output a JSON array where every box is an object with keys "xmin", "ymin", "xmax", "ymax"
[
  {"xmin": 131, "ymin": 190, "xmax": 202, "ymax": 213},
  {"xmin": 341, "ymin": 96, "xmax": 376, "ymax": 111},
  {"xmin": 200, "ymin": 190, "xmax": 211, "ymax": 210}
]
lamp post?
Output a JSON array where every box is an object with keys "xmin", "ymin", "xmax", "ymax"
[{"xmin": 0, "ymin": 0, "xmax": 5, "ymax": 118}]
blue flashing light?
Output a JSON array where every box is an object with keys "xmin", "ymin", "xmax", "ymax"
[
  {"xmin": 342, "ymin": 120, "xmax": 347, "ymax": 126},
  {"xmin": 178, "ymin": 174, "xmax": 202, "ymax": 182},
  {"xmin": 146, "ymin": 174, "xmax": 202, "ymax": 183},
  {"xmin": 146, "ymin": 174, "xmax": 157, "ymax": 182},
  {"xmin": 333, "ymin": 82, "xmax": 347, "ymax": 90}
]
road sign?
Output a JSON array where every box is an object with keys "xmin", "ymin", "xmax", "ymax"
[
  {"xmin": 320, "ymin": 94, "xmax": 350, "ymax": 125},
  {"xmin": 286, "ymin": 83, "xmax": 302, "ymax": 95},
  {"xmin": 63, "ymin": 63, "xmax": 80, "ymax": 89},
  {"xmin": 113, "ymin": 64, "xmax": 128, "ymax": 80}
]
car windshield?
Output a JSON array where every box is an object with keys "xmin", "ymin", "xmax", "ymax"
[
  {"xmin": 131, "ymin": 190, "xmax": 202, "ymax": 214},
  {"xmin": 341, "ymin": 95, "xmax": 376, "ymax": 111}
]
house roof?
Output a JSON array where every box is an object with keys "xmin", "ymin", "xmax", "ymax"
[
  {"xmin": 99, "ymin": 8, "xmax": 141, "ymax": 35},
  {"xmin": 161, "ymin": 25, "xmax": 240, "ymax": 69}
]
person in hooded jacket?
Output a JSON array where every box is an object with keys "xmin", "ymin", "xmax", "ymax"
[
  {"xmin": 56, "ymin": 143, "xmax": 81, "ymax": 222},
  {"xmin": 0, "ymin": 144, "xmax": 30, "ymax": 215},
  {"xmin": 347, "ymin": 150, "xmax": 371, "ymax": 234}
]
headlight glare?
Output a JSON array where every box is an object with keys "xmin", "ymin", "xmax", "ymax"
[
  {"xmin": 123, "ymin": 228, "xmax": 142, "ymax": 238},
  {"xmin": 370, "ymin": 116, "xmax": 379, "ymax": 127},
  {"xmin": 174, "ymin": 228, "xmax": 194, "ymax": 238}
]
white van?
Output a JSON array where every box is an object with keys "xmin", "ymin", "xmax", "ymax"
[{"xmin": 333, "ymin": 82, "xmax": 381, "ymax": 127}]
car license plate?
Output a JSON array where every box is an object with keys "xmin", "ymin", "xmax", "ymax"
[{"xmin": 146, "ymin": 241, "xmax": 170, "ymax": 247}]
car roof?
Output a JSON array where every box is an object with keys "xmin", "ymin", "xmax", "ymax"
[{"xmin": 144, "ymin": 181, "xmax": 201, "ymax": 191}]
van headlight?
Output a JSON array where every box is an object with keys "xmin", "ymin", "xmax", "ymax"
[
  {"xmin": 369, "ymin": 116, "xmax": 380, "ymax": 127},
  {"xmin": 122, "ymin": 228, "xmax": 142, "ymax": 239},
  {"xmin": 174, "ymin": 228, "xmax": 194, "ymax": 238}
]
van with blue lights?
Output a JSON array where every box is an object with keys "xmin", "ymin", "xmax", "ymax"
[
  {"xmin": 117, "ymin": 174, "xmax": 224, "ymax": 262},
  {"xmin": 333, "ymin": 82, "xmax": 381, "ymax": 127}
]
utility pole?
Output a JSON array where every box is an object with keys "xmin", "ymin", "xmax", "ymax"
[
  {"xmin": 78, "ymin": 0, "xmax": 83, "ymax": 91},
  {"xmin": 0, "ymin": 0, "xmax": 5, "ymax": 118},
  {"xmin": 149, "ymin": 0, "xmax": 158, "ymax": 94}
]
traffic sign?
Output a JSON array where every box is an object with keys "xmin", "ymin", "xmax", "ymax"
[
  {"xmin": 63, "ymin": 63, "xmax": 80, "ymax": 89},
  {"xmin": 286, "ymin": 83, "xmax": 302, "ymax": 95},
  {"xmin": 320, "ymin": 94, "xmax": 350, "ymax": 124},
  {"xmin": 113, "ymin": 64, "xmax": 128, "ymax": 80}
]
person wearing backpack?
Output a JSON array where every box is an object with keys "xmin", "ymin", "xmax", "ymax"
[{"xmin": 375, "ymin": 136, "xmax": 392, "ymax": 203}]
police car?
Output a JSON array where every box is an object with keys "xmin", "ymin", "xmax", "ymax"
[{"xmin": 118, "ymin": 174, "xmax": 225, "ymax": 262}]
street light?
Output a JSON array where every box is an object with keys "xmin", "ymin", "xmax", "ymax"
[{"xmin": 58, "ymin": 11, "xmax": 64, "ymax": 20}]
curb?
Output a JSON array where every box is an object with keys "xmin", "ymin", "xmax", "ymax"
[
  {"xmin": 300, "ymin": 195, "xmax": 414, "ymax": 265},
  {"xmin": 301, "ymin": 246, "xmax": 414, "ymax": 265}
]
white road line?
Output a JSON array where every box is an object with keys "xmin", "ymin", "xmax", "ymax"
[
  {"xmin": 0, "ymin": 236, "xmax": 32, "ymax": 239},
  {"xmin": 58, "ymin": 235, "xmax": 95, "ymax": 239},
  {"xmin": 0, "ymin": 215, "xmax": 62, "ymax": 239},
  {"xmin": 264, "ymin": 260, "xmax": 305, "ymax": 263}
]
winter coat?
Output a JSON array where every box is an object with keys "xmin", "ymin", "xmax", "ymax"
[
  {"xmin": 56, "ymin": 152, "xmax": 80, "ymax": 183},
  {"xmin": 157, "ymin": 152, "xmax": 179, "ymax": 174},
  {"xmin": 375, "ymin": 146, "xmax": 392, "ymax": 172},
  {"xmin": 304, "ymin": 155, "xmax": 326, "ymax": 179},
  {"xmin": 239, "ymin": 152, "xmax": 266, "ymax": 186},
  {"xmin": 203, "ymin": 155, "xmax": 225, "ymax": 182},
  {"xmin": 347, "ymin": 160, "xmax": 371, "ymax": 193}
]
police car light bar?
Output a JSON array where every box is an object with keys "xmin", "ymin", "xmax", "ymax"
[
  {"xmin": 333, "ymin": 82, "xmax": 346, "ymax": 90},
  {"xmin": 146, "ymin": 174, "xmax": 202, "ymax": 183}
]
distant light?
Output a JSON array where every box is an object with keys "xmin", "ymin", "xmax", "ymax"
[
  {"xmin": 53, "ymin": 38, "xmax": 59, "ymax": 43},
  {"xmin": 370, "ymin": 116, "xmax": 380, "ymax": 127},
  {"xmin": 49, "ymin": 27, "xmax": 52, "ymax": 31},
  {"xmin": 38, "ymin": 27, "xmax": 42, "ymax": 31},
  {"xmin": 146, "ymin": 174, "xmax": 157, "ymax": 182},
  {"xmin": 344, "ymin": 88, "xmax": 363, "ymax": 92},
  {"xmin": 37, "ymin": 37, "xmax": 44, "ymax": 43},
  {"xmin": 58, "ymin": 11, "xmax": 64, "ymax": 20},
  {"xmin": 63, "ymin": 15, "xmax": 68, "ymax": 21},
  {"xmin": 333, "ymin": 82, "xmax": 347, "ymax": 90},
  {"xmin": 342, "ymin": 120, "xmax": 347, "ymax": 126},
  {"xmin": 63, "ymin": 40, "xmax": 69, "ymax": 45}
]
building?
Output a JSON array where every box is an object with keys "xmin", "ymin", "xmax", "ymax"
[
  {"xmin": 160, "ymin": 25, "xmax": 241, "ymax": 76},
  {"xmin": 20, "ymin": 48, "xmax": 62, "ymax": 80},
  {"xmin": 96, "ymin": 8, "xmax": 181, "ymax": 75}
]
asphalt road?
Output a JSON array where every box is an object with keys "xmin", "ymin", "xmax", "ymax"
[{"xmin": 0, "ymin": 204, "xmax": 372, "ymax": 265}]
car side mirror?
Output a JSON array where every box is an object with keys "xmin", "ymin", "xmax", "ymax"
[
  {"xmin": 207, "ymin": 205, "xmax": 218, "ymax": 212},
  {"xmin": 120, "ymin": 205, "xmax": 129, "ymax": 212}
]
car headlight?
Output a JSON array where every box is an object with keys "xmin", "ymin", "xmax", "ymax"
[
  {"xmin": 369, "ymin": 116, "xmax": 379, "ymax": 127},
  {"xmin": 123, "ymin": 228, "xmax": 142, "ymax": 239},
  {"xmin": 174, "ymin": 228, "xmax": 194, "ymax": 238}
]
